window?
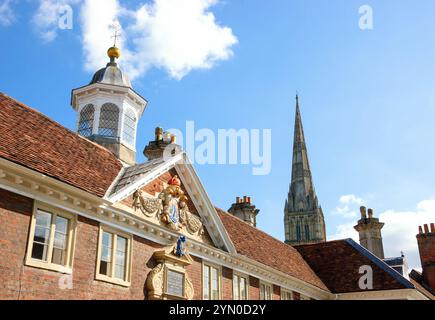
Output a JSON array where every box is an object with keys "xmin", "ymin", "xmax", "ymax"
[
  {"xmin": 26, "ymin": 204, "xmax": 75, "ymax": 273},
  {"xmin": 281, "ymin": 290, "xmax": 293, "ymax": 300},
  {"xmin": 98, "ymin": 103, "xmax": 119, "ymax": 137},
  {"xmin": 203, "ymin": 264, "xmax": 221, "ymax": 300},
  {"xmin": 260, "ymin": 282, "xmax": 272, "ymax": 300},
  {"xmin": 122, "ymin": 108, "xmax": 136, "ymax": 146},
  {"xmin": 296, "ymin": 224, "xmax": 301, "ymax": 241},
  {"xmin": 96, "ymin": 226, "xmax": 132, "ymax": 286},
  {"xmin": 305, "ymin": 225, "xmax": 310, "ymax": 241},
  {"xmin": 78, "ymin": 104, "xmax": 95, "ymax": 137},
  {"xmin": 233, "ymin": 274, "xmax": 248, "ymax": 300}
]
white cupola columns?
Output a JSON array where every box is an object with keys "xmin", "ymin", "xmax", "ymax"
[{"xmin": 71, "ymin": 82, "xmax": 148, "ymax": 166}]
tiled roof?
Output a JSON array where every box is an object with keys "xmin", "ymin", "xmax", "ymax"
[
  {"xmin": 216, "ymin": 209, "xmax": 329, "ymax": 291},
  {"xmin": 108, "ymin": 158, "xmax": 165, "ymax": 196},
  {"xmin": 0, "ymin": 93, "xmax": 123, "ymax": 197},
  {"xmin": 409, "ymin": 269, "xmax": 435, "ymax": 299},
  {"xmin": 296, "ymin": 239, "xmax": 414, "ymax": 293}
]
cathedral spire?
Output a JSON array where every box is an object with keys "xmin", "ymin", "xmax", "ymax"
[
  {"xmin": 284, "ymin": 95, "xmax": 326, "ymax": 245},
  {"xmin": 291, "ymin": 94, "xmax": 315, "ymax": 204}
]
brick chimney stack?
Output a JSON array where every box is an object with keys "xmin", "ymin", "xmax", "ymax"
[
  {"xmin": 416, "ymin": 223, "xmax": 435, "ymax": 292},
  {"xmin": 354, "ymin": 206, "xmax": 385, "ymax": 259},
  {"xmin": 143, "ymin": 127, "xmax": 181, "ymax": 160},
  {"xmin": 228, "ymin": 196, "xmax": 259, "ymax": 227}
]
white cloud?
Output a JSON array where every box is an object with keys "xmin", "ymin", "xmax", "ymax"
[
  {"xmin": 329, "ymin": 199, "xmax": 435, "ymax": 271},
  {"xmin": 0, "ymin": 0, "xmax": 16, "ymax": 26},
  {"xmin": 33, "ymin": 0, "xmax": 78, "ymax": 42},
  {"xmin": 331, "ymin": 194, "xmax": 364, "ymax": 219},
  {"xmin": 80, "ymin": 0, "xmax": 237, "ymax": 80}
]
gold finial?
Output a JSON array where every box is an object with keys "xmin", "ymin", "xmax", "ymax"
[{"xmin": 107, "ymin": 23, "xmax": 122, "ymax": 60}]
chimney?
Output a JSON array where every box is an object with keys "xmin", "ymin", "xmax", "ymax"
[
  {"xmin": 143, "ymin": 127, "xmax": 181, "ymax": 160},
  {"xmin": 354, "ymin": 207, "xmax": 385, "ymax": 259},
  {"xmin": 416, "ymin": 223, "xmax": 435, "ymax": 292},
  {"xmin": 228, "ymin": 196, "xmax": 260, "ymax": 227}
]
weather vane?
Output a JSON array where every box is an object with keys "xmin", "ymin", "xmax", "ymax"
[{"xmin": 110, "ymin": 22, "xmax": 122, "ymax": 47}]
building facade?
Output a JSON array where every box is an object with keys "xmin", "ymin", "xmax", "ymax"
[{"xmin": 0, "ymin": 46, "xmax": 432, "ymax": 300}]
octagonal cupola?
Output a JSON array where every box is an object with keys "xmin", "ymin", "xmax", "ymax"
[{"xmin": 71, "ymin": 45, "xmax": 147, "ymax": 166}]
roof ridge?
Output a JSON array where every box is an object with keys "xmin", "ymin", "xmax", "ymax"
[
  {"xmin": 0, "ymin": 93, "xmax": 122, "ymax": 162},
  {"xmin": 216, "ymin": 207, "xmax": 297, "ymax": 249}
]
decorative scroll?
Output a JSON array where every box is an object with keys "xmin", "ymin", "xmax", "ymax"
[
  {"xmin": 146, "ymin": 263, "xmax": 164, "ymax": 299},
  {"xmin": 132, "ymin": 175, "xmax": 204, "ymax": 237}
]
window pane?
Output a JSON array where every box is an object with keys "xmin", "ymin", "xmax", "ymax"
[
  {"xmin": 122, "ymin": 109, "xmax": 136, "ymax": 145},
  {"xmin": 166, "ymin": 270, "xmax": 185, "ymax": 297},
  {"xmin": 203, "ymin": 265, "xmax": 210, "ymax": 300},
  {"xmin": 98, "ymin": 103, "xmax": 119, "ymax": 137},
  {"xmin": 233, "ymin": 275, "xmax": 239, "ymax": 300},
  {"xmin": 78, "ymin": 104, "xmax": 95, "ymax": 137},
  {"xmin": 114, "ymin": 236, "xmax": 127, "ymax": 280},
  {"xmin": 52, "ymin": 216, "xmax": 69, "ymax": 266},
  {"xmin": 31, "ymin": 211, "xmax": 52, "ymax": 261},
  {"xmin": 240, "ymin": 277, "xmax": 247, "ymax": 300},
  {"xmin": 99, "ymin": 232, "xmax": 113, "ymax": 276},
  {"xmin": 211, "ymin": 267, "xmax": 219, "ymax": 299}
]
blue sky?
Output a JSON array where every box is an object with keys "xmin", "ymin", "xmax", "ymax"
[{"xmin": 1, "ymin": 0, "xmax": 435, "ymax": 269}]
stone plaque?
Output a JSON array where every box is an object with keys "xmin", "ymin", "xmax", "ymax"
[{"xmin": 166, "ymin": 269, "xmax": 184, "ymax": 297}]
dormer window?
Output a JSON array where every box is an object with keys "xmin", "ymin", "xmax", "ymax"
[
  {"xmin": 122, "ymin": 108, "xmax": 136, "ymax": 146},
  {"xmin": 98, "ymin": 103, "xmax": 119, "ymax": 137},
  {"xmin": 78, "ymin": 104, "xmax": 95, "ymax": 137}
]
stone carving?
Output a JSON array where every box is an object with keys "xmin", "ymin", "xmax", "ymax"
[
  {"xmin": 146, "ymin": 241, "xmax": 194, "ymax": 300},
  {"xmin": 133, "ymin": 175, "xmax": 204, "ymax": 237},
  {"xmin": 133, "ymin": 190, "xmax": 162, "ymax": 217},
  {"xmin": 185, "ymin": 277, "xmax": 194, "ymax": 300},
  {"xmin": 146, "ymin": 263, "xmax": 164, "ymax": 299}
]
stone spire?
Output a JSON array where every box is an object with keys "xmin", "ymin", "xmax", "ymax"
[{"xmin": 284, "ymin": 95, "xmax": 326, "ymax": 245}]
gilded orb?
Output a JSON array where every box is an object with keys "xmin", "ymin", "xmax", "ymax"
[{"xmin": 107, "ymin": 46, "xmax": 121, "ymax": 59}]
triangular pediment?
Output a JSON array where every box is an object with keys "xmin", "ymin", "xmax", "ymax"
[{"xmin": 106, "ymin": 152, "xmax": 236, "ymax": 253}]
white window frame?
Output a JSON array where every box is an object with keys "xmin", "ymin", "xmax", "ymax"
[
  {"xmin": 281, "ymin": 289, "xmax": 294, "ymax": 300},
  {"xmin": 202, "ymin": 262, "xmax": 222, "ymax": 300},
  {"xmin": 259, "ymin": 281, "xmax": 273, "ymax": 300},
  {"xmin": 96, "ymin": 225, "xmax": 132, "ymax": 287},
  {"xmin": 233, "ymin": 272, "xmax": 249, "ymax": 300},
  {"xmin": 25, "ymin": 202, "xmax": 76, "ymax": 274}
]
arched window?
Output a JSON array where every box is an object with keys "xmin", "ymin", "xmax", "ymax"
[
  {"xmin": 122, "ymin": 108, "xmax": 137, "ymax": 146},
  {"xmin": 98, "ymin": 103, "xmax": 119, "ymax": 138},
  {"xmin": 78, "ymin": 104, "xmax": 95, "ymax": 137}
]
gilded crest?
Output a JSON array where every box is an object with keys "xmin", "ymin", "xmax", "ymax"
[{"xmin": 132, "ymin": 175, "xmax": 204, "ymax": 237}]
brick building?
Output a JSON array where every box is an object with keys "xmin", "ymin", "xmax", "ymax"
[{"xmin": 0, "ymin": 46, "xmax": 433, "ymax": 300}]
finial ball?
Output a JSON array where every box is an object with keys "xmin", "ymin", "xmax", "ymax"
[{"xmin": 107, "ymin": 46, "xmax": 121, "ymax": 59}]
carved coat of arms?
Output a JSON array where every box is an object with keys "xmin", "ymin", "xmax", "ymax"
[{"xmin": 132, "ymin": 175, "xmax": 204, "ymax": 237}]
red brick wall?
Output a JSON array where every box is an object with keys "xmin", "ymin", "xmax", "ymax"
[
  {"xmin": 222, "ymin": 267, "xmax": 233, "ymax": 300},
  {"xmin": 417, "ymin": 231, "xmax": 435, "ymax": 291},
  {"xmin": 273, "ymin": 284, "xmax": 281, "ymax": 300},
  {"xmin": 186, "ymin": 255, "xmax": 203, "ymax": 300},
  {"xmin": 0, "ymin": 188, "xmax": 207, "ymax": 300},
  {"xmin": 249, "ymin": 276, "xmax": 260, "ymax": 299}
]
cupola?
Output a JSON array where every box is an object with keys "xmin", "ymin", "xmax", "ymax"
[{"xmin": 71, "ymin": 45, "xmax": 148, "ymax": 166}]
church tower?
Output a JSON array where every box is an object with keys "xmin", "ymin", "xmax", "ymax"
[
  {"xmin": 71, "ymin": 44, "xmax": 148, "ymax": 166},
  {"xmin": 284, "ymin": 96, "xmax": 326, "ymax": 245}
]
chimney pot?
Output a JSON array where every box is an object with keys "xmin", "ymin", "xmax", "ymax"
[
  {"xmin": 419, "ymin": 226, "xmax": 423, "ymax": 234},
  {"xmin": 424, "ymin": 224, "xmax": 429, "ymax": 233},
  {"xmin": 368, "ymin": 208, "xmax": 373, "ymax": 218},
  {"xmin": 360, "ymin": 206, "xmax": 367, "ymax": 219},
  {"xmin": 155, "ymin": 127, "xmax": 163, "ymax": 141},
  {"xmin": 247, "ymin": 197, "xmax": 251, "ymax": 203},
  {"xmin": 243, "ymin": 196, "xmax": 247, "ymax": 203},
  {"xmin": 430, "ymin": 223, "xmax": 435, "ymax": 233}
]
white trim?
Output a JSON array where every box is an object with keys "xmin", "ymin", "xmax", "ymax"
[{"xmin": 336, "ymin": 289, "xmax": 429, "ymax": 300}]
